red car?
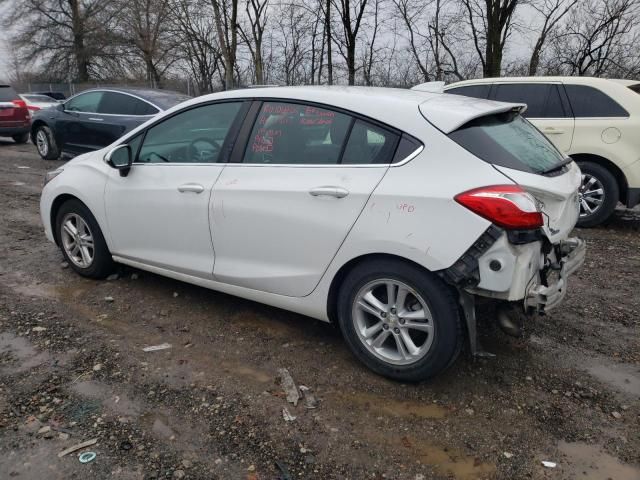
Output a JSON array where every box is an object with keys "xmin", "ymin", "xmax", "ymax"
[{"xmin": 0, "ymin": 84, "xmax": 31, "ymax": 144}]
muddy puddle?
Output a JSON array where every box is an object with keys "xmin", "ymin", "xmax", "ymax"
[
  {"xmin": 71, "ymin": 380, "xmax": 143, "ymax": 418},
  {"xmin": 332, "ymin": 390, "xmax": 448, "ymax": 419},
  {"xmin": 0, "ymin": 332, "xmax": 50, "ymax": 374},
  {"xmin": 556, "ymin": 441, "xmax": 640, "ymax": 479}
]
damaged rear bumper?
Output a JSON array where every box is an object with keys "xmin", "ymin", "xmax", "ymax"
[{"xmin": 524, "ymin": 237, "xmax": 586, "ymax": 312}]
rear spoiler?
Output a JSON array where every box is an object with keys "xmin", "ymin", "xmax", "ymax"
[{"xmin": 419, "ymin": 95, "xmax": 527, "ymax": 134}]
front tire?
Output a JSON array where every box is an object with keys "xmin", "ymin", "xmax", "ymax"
[
  {"xmin": 55, "ymin": 199, "xmax": 114, "ymax": 278},
  {"xmin": 576, "ymin": 161, "xmax": 618, "ymax": 228},
  {"xmin": 35, "ymin": 125, "xmax": 61, "ymax": 160},
  {"xmin": 337, "ymin": 259, "xmax": 462, "ymax": 382},
  {"xmin": 12, "ymin": 133, "xmax": 29, "ymax": 144}
]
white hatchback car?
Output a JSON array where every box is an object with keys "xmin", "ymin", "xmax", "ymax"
[
  {"xmin": 41, "ymin": 87, "xmax": 586, "ymax": 381},
  {"xmin": 444, "ymin": 77, "xmax": 640, "ymax": 227}
]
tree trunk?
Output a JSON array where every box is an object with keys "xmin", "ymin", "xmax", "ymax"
[
  {"xmin": 347, "ymin": 40, "xmax": 355, "ymax": 85},
  {"xmin": 69, "ymin": 0, "xmax": 89, "ymax": 82},
  {"xmin": 325, "ymin": 0, "xmax": 333, "ymax": 85}
]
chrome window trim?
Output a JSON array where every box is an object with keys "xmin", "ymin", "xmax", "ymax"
[
  {"xmin": 129, "ymin": 145, "xmax": 424, "ymax": 168},
  {"xmin": 64, "ymin": 89, "xmax": 161, "ymax": 116}
]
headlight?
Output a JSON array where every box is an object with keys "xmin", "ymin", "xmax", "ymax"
[{"xmin": 44, "ymin": 168, "xmax": 63, "ymax": 186}]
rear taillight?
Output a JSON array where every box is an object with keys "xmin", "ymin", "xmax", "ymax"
[
  {"xmin": 12, "ymin": 99, "xmax": 27, "ymax": 109},
  {"xmin": 27, "ymin": 105, "xmax": 40, "ymax": 112},
  {"xmin": 455, "ymin": 185, "xmax": 543, "ymax": 230}
]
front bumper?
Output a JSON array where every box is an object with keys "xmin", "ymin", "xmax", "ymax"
[{"xmin": 524, "ymin": 237, "xmax": 586, "ymax": 312}]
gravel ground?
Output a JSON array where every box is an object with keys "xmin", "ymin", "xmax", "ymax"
[{"xmin": 0, "ymin": 139, "xmax": 638, "ymax": 480}]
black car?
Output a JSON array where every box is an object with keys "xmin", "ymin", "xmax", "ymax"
[
  {"xmin": 31, "ymin": 88, "xmax": 191, "ymax": 160},
  {"xmin": 31, "ymin": 91, "xmax": 67, "ymax": 101}
]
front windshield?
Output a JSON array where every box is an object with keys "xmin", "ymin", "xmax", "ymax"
[{"xmin": 448, "ymin": 112, "xmax": 566, "ymax": 174}]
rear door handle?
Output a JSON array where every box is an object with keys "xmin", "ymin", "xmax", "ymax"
[
  {"xmin": 88, "ymin": 117, "xmax": 104, "ymax": 122},
  {"xmin": 309, "ymin": 186, "xmax": 349, "ymax": 198},
  {"xmin": 178, "ymin": 183, "xmax": 205, "ymax": 194}
]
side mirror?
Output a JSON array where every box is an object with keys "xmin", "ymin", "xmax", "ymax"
[
  {"xmin": 104, "ymin": 144, "xmax": 133, "ymax": 177},
  {"xmin": 56, "ymin": 103, "xmax": 65, "ymax": 112}
]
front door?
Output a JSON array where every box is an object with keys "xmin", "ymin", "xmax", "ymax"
[
  {"xmin": 212, "ymin": 100, "xmax": 400, "ymax": 297},
  {"xmin": 104, "ymin": 101, "xmax": 245, "ymax": 277}
]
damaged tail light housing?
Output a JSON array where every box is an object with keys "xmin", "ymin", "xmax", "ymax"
[{"xmin": 455, "ymin": 185, "xmax": 543, "ymax": 230}]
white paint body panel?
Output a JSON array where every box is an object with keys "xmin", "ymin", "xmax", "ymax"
[
  {"xmin": 211, "ymin": 164, "xmax": 388, "ymax": 297},
  {"xmin": 40, "ymin": 86, "xmax": 583, "ymax": 322}
]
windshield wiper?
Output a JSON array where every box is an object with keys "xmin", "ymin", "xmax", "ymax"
[{"xmin": 541, "ymin": 157, "xmax": 573, "ymax": 175}]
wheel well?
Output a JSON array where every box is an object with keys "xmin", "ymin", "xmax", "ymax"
[
  {"xmin": 570, "ymin": 153, "xmax": 628, "ymax": 203},
  {"xmin": 30, "ymin": 120, "xmax": 47, "ymax": 143},
  {"xmin": 326, "ymin": 253, "xmax": 438, "ymax": 324},
  {"xmin": 50, "ymin": 194, "xmax": 80, "ymax": 246}
]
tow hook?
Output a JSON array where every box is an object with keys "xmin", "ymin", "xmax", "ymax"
[{"xmin": 496, "ymin": 304, "xmax": 527, "ymax": 337}]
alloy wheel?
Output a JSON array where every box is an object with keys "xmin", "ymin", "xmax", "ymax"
[
  {"xmin": 60, "ymin": 213, "xmax": 94, "ymax": 268},
  {"xmin": 36, "ymin": 130, "xmax": 49, "ymax": 157},
  {"xmin": 579, "ymin": 173, "xmax": 605, "ymax": 218},
  {"xmin": 352, "ymin": 279, "xmax": 435, "ymax": 366}
]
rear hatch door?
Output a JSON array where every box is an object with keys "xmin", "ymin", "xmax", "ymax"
[
  {"xmin": 0, "ymin": 86, "xmax": 29, "ymax": 127},
  {"xmin": 423, "ymin": 98, "xmax": 580, "ymax": 242}
]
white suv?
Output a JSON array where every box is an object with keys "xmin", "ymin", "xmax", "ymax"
[
  {"xmin": 444, "ymin": 77, "xmax": 640, "ymax": 227},
  {"xmin": 41, "ymin": 87, "xmax": 585, "ymax": 381}
]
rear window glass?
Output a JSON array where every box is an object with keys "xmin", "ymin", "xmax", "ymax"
[
  {"xmin": 0, "ymin": 86, "xmax": 18, "ymax": 102},
  {"xmin": 446, "ymin": 85, "xmax": 491, "ymax": 99},
  {"xmin": 449, "ymin": 112, "xmax": 566, "ymax": 174},
  {"xmin": 564, "ymin": 85, "xmax": 628, "ymax": 117}
]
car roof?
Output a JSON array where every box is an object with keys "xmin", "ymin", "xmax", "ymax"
[
  {"xmin": 169, "ymin": 86, "xmax": 524, "ymax": 136},
  {"xmin": 76, "ymin": 87, "xmax": 192, "ymax": 110},
  {"xmin": 445, "ymin": 76, "xmax": 636, "ymax": 88}
]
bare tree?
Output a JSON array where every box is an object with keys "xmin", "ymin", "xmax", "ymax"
[
  {"xmin": 240, "ymin": 0, "xmax": 269, "ymax": 84},
  {"xmin": 171, "ymin": 0, "xmax": 223, "ymax": 93},
  {"xmin": 210, "ymin": 0, "xmax": 240, "ymax": 89},
  {"xmin": 332, "ymin": 0, "xmax": 369, "ymax": 85},
  {"xmin": 117, "ymin": 0, "xmax": 179, "ymax": 87},
  {"xmin": 548, "ymin": 0, "xmax": 640, "ymax": 77},
  {"xmin": 2, "ymin": 0, "xmax": 119, "ymax": 81},
  {"xmin": 461, "ymin": 0, "xmax": 522, "ymax": 78},
  {"xmin": 528, "ymin": 0, "xmax": 577, "ymax": 75}
]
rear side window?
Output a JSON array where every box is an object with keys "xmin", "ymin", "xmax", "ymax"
[
  {"xmin": 628, "ymin": 84, "xmax": 640, "ymax": 94},
  {"xmin": 446, "ymin": 85, "xmax": 491, "ymax": 99},
  {"xmin": 564, "ymin": 85, "xmax": 628, "ymax": 117},
  {"xmin": 493, "ymin": 83, "xmax": 569, "ymax": 118},
  {"xmin": 98, "ymin": 92, "xmax": 159, "ymax": 116},
  {"xmin": 0, "ymin": 86, "xmax": 19, "ymax": 102},
  {"xmin": 342, "ymin": 120, "xmax": 399, "ymax": 164},
  {"xmin": 449, "ymin": 112, "xmax": 566, "ymax": 174},
  {"xmin": 243, "ymin": 102, "xmax": 352, "ymax": 164}
]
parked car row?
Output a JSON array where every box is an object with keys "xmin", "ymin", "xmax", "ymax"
[{"xmin": 442, "ymin": 77, "xmax": 640, "ymax": 227}]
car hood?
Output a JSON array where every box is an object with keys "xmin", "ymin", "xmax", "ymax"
[{"xmin": 419, "ymin": 95, "xmax": 526, "ymax": 134}]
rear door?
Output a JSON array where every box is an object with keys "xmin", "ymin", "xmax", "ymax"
[
  {"xmin": 491, "ymin": 83, "xmax": 575, "ymax": 153},
  {"xmin": 95, "ymin": 91, "xmax": 159, "ymax": 145},
  {"xmin": 211, "ymin": 100, "xmax": 399, "ymax": 297}
]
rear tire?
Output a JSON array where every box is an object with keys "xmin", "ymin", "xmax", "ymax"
[
  {"xmin": 35, "ymin": 125, "xmax": 61, "ymax": 160},
  {"xmin": 576, "ymin": 161, "xmax": 618, "ymax": 228},
  {"xmin": 12, "ymin": 133, "xmax": 29, "ymax": 144},
  {"xmin": 337, "ymin": 258, "xmax": 462, "ymax": 382},
  {"xmin": 55, "ymin": 199, "xmax": 114, "ymax": 278}
]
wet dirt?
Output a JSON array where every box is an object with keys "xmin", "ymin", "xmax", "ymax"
[{"xmin": 0, "ymin": 141, "xmax": 639, "ymax": 479}]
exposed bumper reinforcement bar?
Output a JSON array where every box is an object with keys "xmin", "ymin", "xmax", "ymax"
[{"xmin": 524, "ymin": 237, "xmax": 586, "ymax": 312}]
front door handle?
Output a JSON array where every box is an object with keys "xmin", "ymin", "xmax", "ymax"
[
  {"xmin": 309, "ymin": 186, "xmax": 349, "ymax": 198},
  {"xmin": 88, "ymin": 117, "xmax": 104, "ymax": 122},
  {"xmin": 178, "ymin": 183, "xmax": 205, "ymax": 194}
]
